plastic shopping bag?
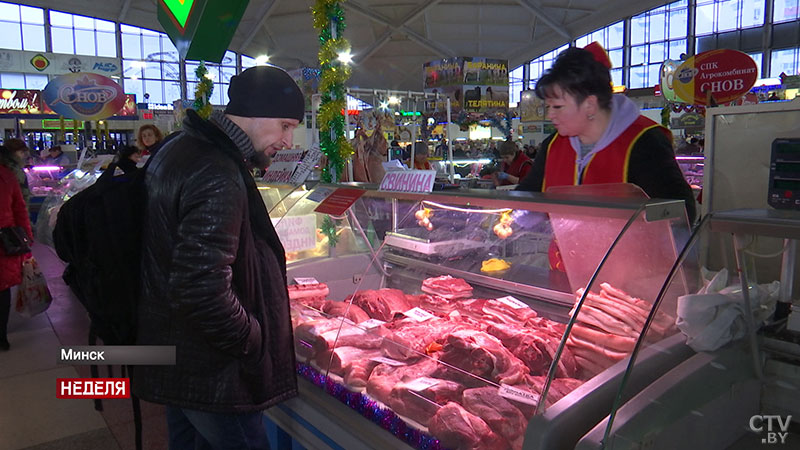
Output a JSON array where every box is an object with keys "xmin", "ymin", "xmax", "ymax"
[{"xmin": 14, "ymin": 257, "xmax": 53, "ymax": 318}]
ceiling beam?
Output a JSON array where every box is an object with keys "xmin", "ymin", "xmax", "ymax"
[
  {"xmin": 117, "ymin": 0, "xmax": 132, "ymax": 23},
  {"xmin": 541, "ymin": 3, "xmax": 597, "ymax": 13},
  {"xmin": 514, "ymin": 0, "xmax": 571, "ymax": 40},
  {"xmin": 354, "ymin": 30, "xmax": 393, "ymax": 64},
  {"xmin": 240, "ymin": 0, "xmax": 279, "ymax": 53},
  {"xmin": 345, "ymin": 0, "xmax": 453, "ymax": 60}
]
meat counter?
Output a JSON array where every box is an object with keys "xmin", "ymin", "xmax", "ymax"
[
  {"xmin": 577, "ymin": 209, "xmax": 800, "ymax": 449},
  {"xmin": 262, "ymin": 183, "xmax": 696, "ymax": 450}
]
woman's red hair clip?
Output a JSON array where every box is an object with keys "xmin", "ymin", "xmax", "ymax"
[{"xmin": 584, "ymin": 41, "xmax": 612, "ymax": 69}]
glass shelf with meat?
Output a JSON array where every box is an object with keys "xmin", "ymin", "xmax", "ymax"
[
  {"xmin": 276, "ymin": 183, "xmax": 694, "ymax": 450},
  {"xmin": 578, "ymin": 209, "xmax": 800, "ymax": 450}
]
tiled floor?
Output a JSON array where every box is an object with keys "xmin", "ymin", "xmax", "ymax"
[{"xmin": 0, "ymin": 244, "xmax": 167, "ymax": 450}]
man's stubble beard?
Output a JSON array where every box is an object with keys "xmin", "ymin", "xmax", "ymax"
[{"xmin": 250, "ymin": 151, "xmax": 272, "ymax": 170}]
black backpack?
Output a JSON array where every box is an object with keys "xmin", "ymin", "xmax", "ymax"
[{"xmin": 53, "ymin": 160, "xmax": 147, "ymax": 346}]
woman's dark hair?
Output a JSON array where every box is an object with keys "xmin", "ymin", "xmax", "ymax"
[
  {"xmin": 499, "ymin": 140, "xmax": 519, "ymax": 157},
  {"xmin": 117, "ymin": 145, "xmax": 140, "ymax": 160},
  {"xmin": 48, "ymin": 145, "xmax": 62, "ymax": 154},
  {"xmin": 535, "ymin": 47, "xmax": 613, "ymax": 110}
]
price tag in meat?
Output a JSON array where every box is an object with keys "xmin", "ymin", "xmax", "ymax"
[
  {"xmin": 294, "ymin": 277, "xmax": 320, "ymax": 285},
  {"xmin": 371, "ymin": 356, "xmax": 407, "ymax": 367},
  {"xmin": 403, "ymin": 307, "xmax": 436, "ymax": 322},
  {"xmin": 404, "ymin": 377, "xmax": 440, "ymax": 392},
  {"xmin": 498, "ymin": 384, "xmax": 540, "ymax": 406},
  {"xmin": 497, "ymin": 295, "xmax": 528, "ymax": 309},
  {"xmin": 359, "ymin": 318, "xmax": 386, "ymax": 329},
  {"xmin": 342, "ymin": 318, "xmax": 356, "ymax": 326}
]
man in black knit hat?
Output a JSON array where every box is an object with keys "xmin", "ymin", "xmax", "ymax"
[{"xmin": 132, "ymin": 65, "xmax": 303, "ymax": 449}]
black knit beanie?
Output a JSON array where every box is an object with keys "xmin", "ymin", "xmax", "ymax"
[{"xmin": 225, "ymin": 66, "xmax": 305, "ymax": 121}]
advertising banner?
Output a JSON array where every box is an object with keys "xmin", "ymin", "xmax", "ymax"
[
  {"xmin": 423, "ymin": 57, "xmax": 509, "ymax": 113},
  {"xmin": 673, "ymin": 49, "xmax": 758, "ymax": 105},
  {"xmin": 519, "ymin": 90, "xmax": 545, "ymax": 122},
  {"xmin": 0, "ymin": 89, "xmax": 44, "ymax": 114},
  {"xmin": 43, "ymin": 73, "xmax": 126, "ymax": 120},
  {"xmin": 0, "ymin": 49, "xmax": 121, "ymax": 76},
  {"xmin": 659, "ymin": 59, "xmax": 681, "ymax": 103}
]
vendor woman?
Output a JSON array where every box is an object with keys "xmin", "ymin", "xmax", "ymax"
[
  {"xmin": 409, "ymin": 141, "xmax": 433, "ymax": 170},
  {"xmin": 517, "ymin": 43, "xmax": 696, "ymax": 223},
  {"xmin": 494, "ymin": 140, "xmax": 532, "ymax": 186}
]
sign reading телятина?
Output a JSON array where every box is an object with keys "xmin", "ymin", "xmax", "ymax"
[{"xmin": 379, "ymin": 170, "xmax": 436, "ymax": 193}]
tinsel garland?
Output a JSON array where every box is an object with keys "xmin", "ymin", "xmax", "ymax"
[
  {"xmin": 311, "ymin": 0, "xmax": 352, "ymax": 182},
  {"xmin": 488, "ymin": 111, "xmax": 513, "ymax": 139},
  {"xmin": 321, "ymin": 215, "xmax": 339, "ymax": 247},
  {"xmin": 193, "ymin": 61, "xmax": 214, "ymax": 119},
  {"xmin": 296, "ymin": 363, "xmax": 446, "ymax": 450}
]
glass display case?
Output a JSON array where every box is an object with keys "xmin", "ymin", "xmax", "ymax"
[
  {"xmin": 676, "ymin": 156, "xmax": 703, "ymax": 191},
  {"xmin": 266, "ymin": 183, "xmax": 698, "ymax": 450},
  {"xmin": 577, "ymin": 209, "xmax": 800, "ymax": 449}
]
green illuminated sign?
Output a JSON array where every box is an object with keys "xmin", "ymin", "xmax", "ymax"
[
  {"xmin": 400, "ymin": 110, "xmax": 422, "ymax": 116},
  {"xmin": 162, "ymin": 0, "xmax": 195, "ymax": 29},
  {"xmin": 158, "ymin": 0, "xmax": 249, "ymax": 63}
]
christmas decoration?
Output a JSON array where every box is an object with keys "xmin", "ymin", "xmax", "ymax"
[
  {"xmin": 311, "ymin": 0, "xmax": 353, "ymax": 182},
  {"xmin": 296, "ymin": 363, "xmax": 444, "ymax": 449},
  {"xmin": 193, "ymin": 61, "xmax": 214, "ymax": 119},
  {"xmin": 321, "ymin": 215, "xmax": 339, "ymax": 247}
]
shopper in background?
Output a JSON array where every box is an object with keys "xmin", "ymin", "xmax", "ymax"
[
  {"xmin": 114, "ymin": 145, "xmax": 142, "ymax": 175},
  {"xmin": 0, "ymin": 162, "xmax": 33, "ymax": 351},
  {"xmin": 676, "ymin": 137, "xmax": 701, "ymax": 155},
  {"xmin": 132, "ymin": 65, "xmax": 303, "ymax": 450},
  {"xmin": 517, "ymin": 42, "xmax": 695, "ymax": 223},
  {"xmin": 494, "ymin": 140, "xmax": 533, "ymax": 186},
  {"xmin": 41, "ymin": 145, "xmax": 70, "ymax": 167},
  {"xmin": 136, "ymin": 124, "xmax": 164, "ymax": 156},
  {"xmin": 409, "ymin": 141, "xmax": 433, "ymax": 170},
  {"xmin": 0, "ymin": 139, "xmax": 31, "ymax": 206}
]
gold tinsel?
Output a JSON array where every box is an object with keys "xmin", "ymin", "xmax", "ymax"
[
  {"xmin": 337, "ymin": 136, "xmax": 354, "ymax": 159},
  {"xmin": 317, "ymin": 99, "xmax": 346, "ymax": 131},
  {"xmin": 319, "ymin": 65, "xmax": 352, "ymax": 93},
  {"xmin": 318, "ymin": 38, "xmax": 350, "ymax": 66}
]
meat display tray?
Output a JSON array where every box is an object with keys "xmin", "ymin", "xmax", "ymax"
[{"xmin": 383, "ymin": 230, "xmax": 485, "ymax": 256}]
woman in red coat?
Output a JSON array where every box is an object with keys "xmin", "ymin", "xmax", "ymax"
[{"xmin": 0, "ymin": 163, "xmax": 33, "ymax": 350}]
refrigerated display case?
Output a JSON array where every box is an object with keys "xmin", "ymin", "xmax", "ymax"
[
  {"xmin": 576, "ymin": 209, "xmax": 800, "ymax": 450},
  {"xmin": 265, "ymin": 183, "xmax": 697, "ymax": 450}
]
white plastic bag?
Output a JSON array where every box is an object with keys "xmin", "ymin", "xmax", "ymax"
[
  {"xmin": 14, "ymin": 257, "xmax": 53, "ymax": 318},
  {"xmin": 676, "ymin": 268, "xmax": 779, "ymax": 352}
]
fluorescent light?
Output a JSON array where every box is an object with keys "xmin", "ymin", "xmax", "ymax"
[
  {"xmin": 388, "ymin": 96, "xmax": 400, "ymax": 104},
  {"xmin": 255, "ymin": 55, "xmax": 270, "ymax": 65}
]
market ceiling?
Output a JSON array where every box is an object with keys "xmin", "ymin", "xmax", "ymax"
[{"xmin": 22, "ymin": 0, "xmax": 671, "ymax": 91}]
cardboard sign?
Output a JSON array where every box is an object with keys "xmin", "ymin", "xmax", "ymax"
[
  {"xmin": 42, "ymin": 73, "xmax": 125, "ymax": 120},
  {"xmin": 293, "ymin": 277, "xmax": 319, "ymax": 285},
  {"xmin": 379, "ymin": 170, "xmax": 436, "ymax": 193},
  {"xmin": 371, "ymin": 356, "xmax": 407, "ymax": 367},
  {"xmin": 496, "ymin": 296, "xmax": 528, "ymax": 310},
  {"xmin": 403, "ymin": 307, "xmax": 436, "ymax": 322},
  {"xmin": 498, "ymin": 384, "xmax": 540, "ymax": 406},
  {"xmin": 271, "ymin": 214, "xmax": 317, "ymax": 252},
  {"xmin": 673, "ymin": 49, "xmax": 758, "ymax": 106},
  {"xmin": 359, "ymin": 318, "xmax": 386, "ymax": 329},
  {"xmin": 263, "ymin": 149, "xmax": 303, "ymax": 184},
  {"xmin": 313, "ymin": 188, "xmax": 365, "ymax": 216}
]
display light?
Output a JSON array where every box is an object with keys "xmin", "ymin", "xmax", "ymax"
[
  {"xmin": 255, "ymin": 55, "xmax": 270, "ymax": 65},
  {"xmin": 388, "ymin": 95, "xmax": 400, "ymax": 104},
  {"xmin": 337, "ymin": 50, "xmax": 353, "ymax": 64}
]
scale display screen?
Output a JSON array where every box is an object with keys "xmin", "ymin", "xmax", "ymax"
[{"xmin": 769, "ymin": 138, "xmax": 800, "ymax": 210}]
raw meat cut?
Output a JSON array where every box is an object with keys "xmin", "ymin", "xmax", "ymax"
[
  {"xmin": 422, "ymin": 275, "xmax": 474, "ymax": 299},
  {"xmin": 381, "ymin": 318, "xmax": 473, "ymax": 361},
  {"xmin": 517, "ymin": 375, "xmax": 584, "ymax": 409},
  {"xmin": 350, "ymin": 288, "xmax": 411, "ymax": 321},
  {"xmin": 290, "ymin": 295, "xmax": 327, "ymax": 311},
  {"xmin": 315, "ymin": 346, "xmax": 382, "ymax": 376},
  {"xmin": 570, "ymin": 324, "xmax": 636, "ymax": 353},
  {"xmin": 321, "ymin": 300, "xmax": 371, "ymax": 324},
  {"xmin": 288, "ymin": 282, "xmax": 329, "ymax": 300},
  {"xmin": 366, "ymin": 359, "xmax": 439, "ymax": 406},
  {"xmin": 435, "ymin": 330, "xmax": 529, "ymax": 386},
  {"xmin": 418, "ymin": 294, "xmax": 459, "ymax": 315},
  {"xmin": 344, "ymin": 358, "xmax": 381, "ymax": 388},
  {"xmin": 388, "ymin": 377, "xmax": 465, "ymax": 426},
  {"xmin": 462, "ymin": 387, "xmax": 527, "ymax": 450},
  {"xmin": 294, "ymin": 318, "xmax": 383, "ymax": 359},
  {"xmin": 428, "ymin": 402, "xmax": 508, "ymax": 450},
  {"xmin": 486, "ymin": 322, "xmax": 579, "ymax": 378},
  {"xmin": 481, "ymin": 298, "xmax": 538, "ymax": 325}
]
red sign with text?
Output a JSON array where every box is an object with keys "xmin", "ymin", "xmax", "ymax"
[
  {"xmin": 673, "ymin": 49, "xmax": 758, "ymax": 105},
  {"xmin": 57, "ymin": 378, "xmax": 130, "ymax": 399},
  {"xmin": 313, "ymin": 188, "xmax": 365, "ymax": 216}
]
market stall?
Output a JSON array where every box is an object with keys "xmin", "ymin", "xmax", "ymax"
[{"xmin": 262, "ymin": 183, "xmax": 695, "ymax": 449}]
